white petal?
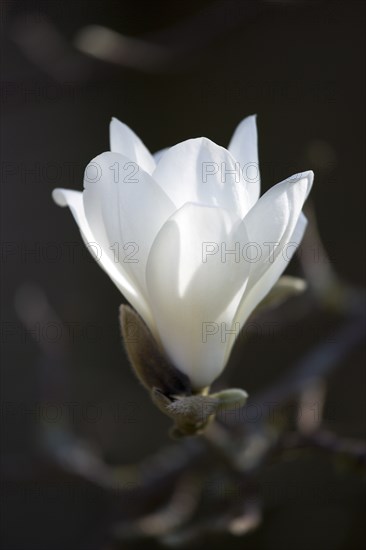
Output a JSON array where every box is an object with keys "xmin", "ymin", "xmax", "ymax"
[
  {"xmin": 224, "ymin": 212, "xmax": 308, "ymax": 363},
  {"xmin": 146, "ymin": 203, "xmax": 251, "ymax": 389},
  {"xmin": 109, "ymin": 117, "xmax": 156, "ymax": 174},
  {"xmin": 153, "ymin": 147, "xmax": 169, "ymax": 164},
  {"xmin": 243, "ymin": 170, "xmax": 313, "ymax": 289},
  {"xmin": 228, "ymin": 115, "xmax": 260, "ymax": 209},
  {"xmin": 52, "ymin": 188, "xmax": 154, "ymax": 329},
  {"xmin": 152, "ymin": 137, "xmax": 252, "ymax": 218},
  {"xmin": 83, "ymin": 152, "xmax": 176, "ymax": 302}
]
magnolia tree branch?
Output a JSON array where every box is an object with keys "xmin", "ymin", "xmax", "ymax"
[
  {"xmin": 236, "ymin": 304, "xmax": 365, "ymax": 432},
  {"xmin": 272, "ymin": 430, "xmax": 366, "ymax": 466}
]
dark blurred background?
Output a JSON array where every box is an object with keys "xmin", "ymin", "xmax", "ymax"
[{"xmin": 1, "ymin": 1, "xmax": 365, "ymax": 549}]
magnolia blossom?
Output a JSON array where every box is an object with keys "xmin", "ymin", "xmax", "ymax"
[{"xmin": 53, "ymin": 116, "xmax": 313, "ymax": 389}]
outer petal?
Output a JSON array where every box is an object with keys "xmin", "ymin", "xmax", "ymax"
[
  {"xmin": 224, "ymin": 212, "xmax": 308, "ymax": 363},
  {"xmin": 52, "ymin": 188, "xmax": 154, "ymax": 330},
  {"xmin": 152, "ymin": 137, "xmax": 252, "ymax": 218},
  {"xmin": 228, "ymin": 115, "xmax": 260, "ymax": 209},
  {"xmin": 83, "ymin": 151, "xmax": 176, "ymax": 301},
  {"xmin": 242, "ymin": 170, "xmax": 313, "ymax": 289},
  {"xmin": 109, "ymin": 117, "xmax": 156, "ymax": 174},
  {"xmin": 146, "ymin": 203, "xmax": 251, "ymax": 389}
]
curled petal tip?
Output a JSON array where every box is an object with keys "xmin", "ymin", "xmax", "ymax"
[
  {"xmin": 301, "ymin": 169, "xmax": 314, "ymax": 181},
  {"xmin": 304, "ymin": 169, "xmax": 315, "ymax": 193},
  {"xmin": 52, "ymin": 188, "xmax": 68, "ymax": 207},
  {"xmin": 303, "ymin": 170, "xmax": 314, "ymax": 182}
]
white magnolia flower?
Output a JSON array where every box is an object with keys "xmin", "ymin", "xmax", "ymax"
[{"xmin": 53, "ymin": 116, "xmax": 313, "ymax": 389}]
